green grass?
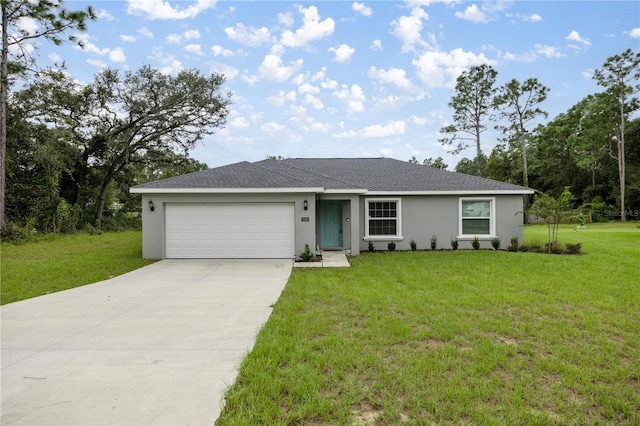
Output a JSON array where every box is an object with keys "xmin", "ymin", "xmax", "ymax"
[
  {"xmin": 217, "ymin": 222, "xmax": 640, "ymax": 425},
  {"xmin": 1, "ymin": 231, "xmax": 155, "ymax": 305}
]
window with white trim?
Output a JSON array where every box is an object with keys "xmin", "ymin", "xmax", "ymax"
[
  {"xmin": 365, "ymin": 198, "xmax": 402, "ymax": 238},
  {"xmin": 460, "ymin": 198, "xmax": 495, "ymax": 236}
]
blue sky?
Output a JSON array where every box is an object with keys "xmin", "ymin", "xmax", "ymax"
[{"xmin": 15, "ymin": 0, "xmax": 640, "ymax": 169}]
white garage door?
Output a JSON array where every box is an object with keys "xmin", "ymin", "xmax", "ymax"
[{"xmin": 165, "ymin": 203, "xmax": 295, "ymax": 259}]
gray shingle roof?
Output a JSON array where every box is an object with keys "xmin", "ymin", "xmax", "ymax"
[{"xmin": 131, "ymin": 157, "xmax": 531, "ymax": 193}]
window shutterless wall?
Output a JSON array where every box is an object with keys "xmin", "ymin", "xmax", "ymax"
[{"xmin": 359, "ymin": 195, "xmax": 525, "ymax": 251}]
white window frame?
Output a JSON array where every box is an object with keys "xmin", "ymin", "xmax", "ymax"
[
  {"xmin": 458, "ymin": 197, "xmax": 496, "ymax": 239},
  {"xmin": 364, "ymin": 198, "xmax": 403, "ymax": 240}
]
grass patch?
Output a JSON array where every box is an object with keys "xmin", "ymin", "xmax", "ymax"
[
  {"xmin": 1, "ymin": 231, "xmax": 154, "ymax": 305},
  {"xmin": 217, "ymin": 222, "xmax": 640, "ymax": 425}
]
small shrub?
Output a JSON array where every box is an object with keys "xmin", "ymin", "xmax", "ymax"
[
  {"xmin": 410, "ymin": 239, "xmax": 417, "ymax": 251},
  {"xmin": 368, "ymin": 241, "xmax": 375, "ymax": 252},
  {"xmin": 450, "ymin": 237, "xmax": 458, "ymax": 250},
  {"xmin": 387, "ymin": 241, "xmax": 396, "ymax": 251},
  {"xmin": 491, "ymin": 236, "xmax": 501, "ymax": 250},
  {"xmin": 508, "ymin": 236, "xmax": 519, "ymax": 252},
  {"xmin": 299, "ymin": 244, "xmax": 315, "ymax": 261},
  {"xmin": 575, "ymin": 213, "xmax": 586, "ymax": 227},
  {"xmin": 472, "ymin": 236, "xmax": 480, "ymax": 250},
  {"xmin": 430, "ymin": 234, "xmax": 437, "ymax": 250},
  {"xmin": 564, "ymin": 242, "xmax": 583, "ymax": 255}
]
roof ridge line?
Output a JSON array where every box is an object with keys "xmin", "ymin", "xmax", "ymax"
[{"xmin": 277, "ymin": 159, "xmax": 362, "ymax": 188}]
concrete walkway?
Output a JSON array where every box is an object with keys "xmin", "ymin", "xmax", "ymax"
[
  {"xmin": 293, "ymin": 250, "xmax": 351, "ymax": 268},
  {"xmin": 1, "ymin": 259, "xmax": 292, "ymax": 426}
]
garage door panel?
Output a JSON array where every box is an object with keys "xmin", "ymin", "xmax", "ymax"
[{"xmin": 165, "ymin": 203, "xmax": 294, "ymax": 259}]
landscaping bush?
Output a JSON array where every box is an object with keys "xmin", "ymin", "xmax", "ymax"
[
  {"xmin": 299, "ymin": 244, "xmax": 315, "ymax": 261},
  {"xmin": 430, "ymin": 234, "xmax": 437, "ymax": 250},
  {"xmin": 387, "ymin": 241, "xmax": 396, "ymax": 251},
  {"xmin": 564, "ymin": 242, "xmax": 583, "ymax": 255},
  {"xmin": 508, "ymin": 236, "xmax": 519, "ymax": 252},
  {"xmin": 368, "ymin": 241, "xmax": 374, "ymax": 252},
  {"xmin": 450, "ymin": 237, "xmax": 458, "ymax": 250},
  {"xmin": 410, "ymin": 239, "xmax": 417, "ymax": 251},
  {"xmin": 472, "ymin": 236, "xmax": 480, "ymax": 250},
  {"xmin": 491, "ymin": 236, "xmax": 501, "ymax": 250}
]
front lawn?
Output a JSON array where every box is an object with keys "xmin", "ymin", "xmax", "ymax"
[
  {"xmin": 1, "ymin": 231, "xmax": 155, "ymax": 305},
  {"xmin": 217, "ymin": 222, "xmax": 640, "ymax": 425}
]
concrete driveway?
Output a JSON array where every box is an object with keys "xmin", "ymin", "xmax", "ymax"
[{"xmin": 1, "ymin": 259, "xmax": 292, "ymax": 426}]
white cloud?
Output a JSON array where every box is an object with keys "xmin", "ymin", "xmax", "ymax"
[
  {"xmin": 262, "ymin": 122, "xmax": 286, "ymax": 134},
  {"xmin": 166, "ymin": 34, "xmax": 182, "ymax": 44},
  {"xmin": 368, "ymin": 66, "xmax": 420, "ymax": 94},
  {"xmin": 184, "ymin": 44, "xmax": 203, "ymax": 55},
  {"xmin": 48, "ymin": 52, "xmax": 62, "ymax": 63},
  {"xmin": 230, "ymin": 116, "xmax": 250, "ymax": 129},
  {"xmin": 225, "ymin": 23, "xmax": 271, "ymax": 47},
  {"xmin": 455, "ymin": 4, "xmax": 487, "ymax": 23},
  {"xmin": 258, "ymin": 45, "xmax": 303, "ymax": 82},
  {"xmin": 298, "ymin": 82, "xmax": 320, "ymax": 94},
  {"xmin": 534, "ymin": 44, "xmax": 563, "ymax": 59},
  {"xmin": 121, "ymin": 35, "xmax": 137, "ymax": 42},
  {"xmin": 336, "ymin": 120, "xmax": 406, "ymax": 140},
  {"xmin": 303, "ymin": 94, "xmax": 324, "ymax": 109},
  {"xmin": 370, "ymin": 39, "xmax": 383, "ymax": 50},
  {"xmin": 352, "ymin": 2, "xmax": 373, "ymax": 17},
  {"xmin": 280, "ymin": 5, "xmax": 335, "ymax": 48},
  {"xmin": 212, "ymin": 45, "xmax": 234, "ymax": 57},
  {"xmin": 413, "ymin": 48, "xmax": 493, "ymax": 88},
  {"xmin": 148, "ymin": 50, "xmax": 184, "ymax": 75},
  {"xmin": 138, "ymin": 27, "xmax": 154, "ymax": 39},
  {"xmin": 329, "ymin": 44, "xmax": 355, "ymax": 63},
  {"xmin": 278, "ymin": 11, "xmax": 294, "ymax": 27},
  {"xmin": 109, "ymin": 48, "xmax": 127, "ymax": 63},
  {"xmin": 268, "ymin": 89, "xmax": 297, "ymax": 106},
  {"xmin": 362, "ymin": 121, "xmax": 405, "ymax": 138},
  {"xmin": 379, "ymin": 148, "xmax": 394, "ymax": 157},
  {"xmin": 184, "ymin": 29, "xmax": 201, "ymax": 40},
  {"xmin": 126, "ymin": 0, "xmax": 217, "ymax": 20},
  {"xmin": 391, "ymin": 6, "xmax": 431, "ymax": 52},
  {"xmin": 333, "ymin": 84, "xmax": 366, "ymax": 114},
  {"xmin": 409, "ymin": 115, "xmax": 428, "ymax": 126},
  {"xmin": 502, "ymin": 51, "xmax": 537, "ymax": 63},
  {"xmin": 566, "ymin": 30, "xmax": 591, "ymax": 50},
  {"xmin": 521, "ymin": 13, "xmax": 542, "ymax": 22},
  {"xmin": 629, "ymin": 28, "xmax": 640, "ymax": 38},
  {"xmin": 14, "ymin": 16, "xmax": 37, "ymax": 36},
  {"xmin": 455, "ymin": 1, "xmax": 513, "ymax": 23},
  {"xmin": 87, "ymin": 58, "xmax": 107, "ymax": 68},
  {"xmin": 96, "ymin": 9, "xmax": 114, "ymax": 20},
  {"xmin": 210, "ymin": 62, "xmax": 239, "ymax": 80}
]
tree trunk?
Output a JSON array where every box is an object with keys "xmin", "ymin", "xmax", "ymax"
[
  {"xmin": 618, "ymin": 100, "xmax": 626, "ymax": 222},
  {"xmin": 93, "ymin": 167, "xmax": 116, "ymax": 228},
  {"xmin": 1, "ymin": 3, "xmax": 9, "ymax": 234}
]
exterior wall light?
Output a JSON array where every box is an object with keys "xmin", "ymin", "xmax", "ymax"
[
  {"xmin": 303, "ymin": 199, "xmax": 308, "ymax": 210},
  {"xmin": 148, "ymin": 200, "xmax": 155, "ymax": 211}
]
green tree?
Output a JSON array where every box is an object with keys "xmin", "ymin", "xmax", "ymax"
[
  {"xmin": 593, "ymin": 48, "xmax": 640, "ymax": 222},
  {"xmin": 409, "ymin": 156, "xmax": 448, "ymax": 169},
  {"xmin": 1, "ymin": 0, "xmax": 95, "ymax": 233},
  {"xmin": 439, "ymin": 64, "xmax": 498, "ymax": 176},
  {"xmin": 455, "ymin": 153, "xmax": 487, "ymax": 176},
  {"xmin": 20, "ymin": 66, "xmax": 232, "ymax": 228},
  {"xmin": 494, "ymin": 78, "xmax": 549, "ymax": 189},
  {"xmin": 528, "ymin": 187, "xmax": 574, "ymax": 252}
]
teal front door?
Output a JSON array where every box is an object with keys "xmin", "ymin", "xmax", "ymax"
[{"xmin": 321, "ymin": 201, "xmax": 343, "ymax": 247}]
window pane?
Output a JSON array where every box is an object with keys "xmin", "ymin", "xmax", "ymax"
[
  {"xmin": 369, "ymin": 201, "xmax": 397, "ymax": 219},
  {"xmin": 369, "ymin": 219, "xmax": 397, "ymax": 236},
  {"xmin": 462, "ymin": 200, "xmax": 490, "ymax": 218},
  {"xmin": 462, "ymin": 218, "xmax": 490, "ymax": 234}
]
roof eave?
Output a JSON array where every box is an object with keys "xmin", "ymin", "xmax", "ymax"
[
  {"xmin": 129, "ymin": 187, "xmax": 326, "ymax": 194},
  {"xmin": 364, "ymin": 190, "xmax": 534, "ymax": 195}
]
